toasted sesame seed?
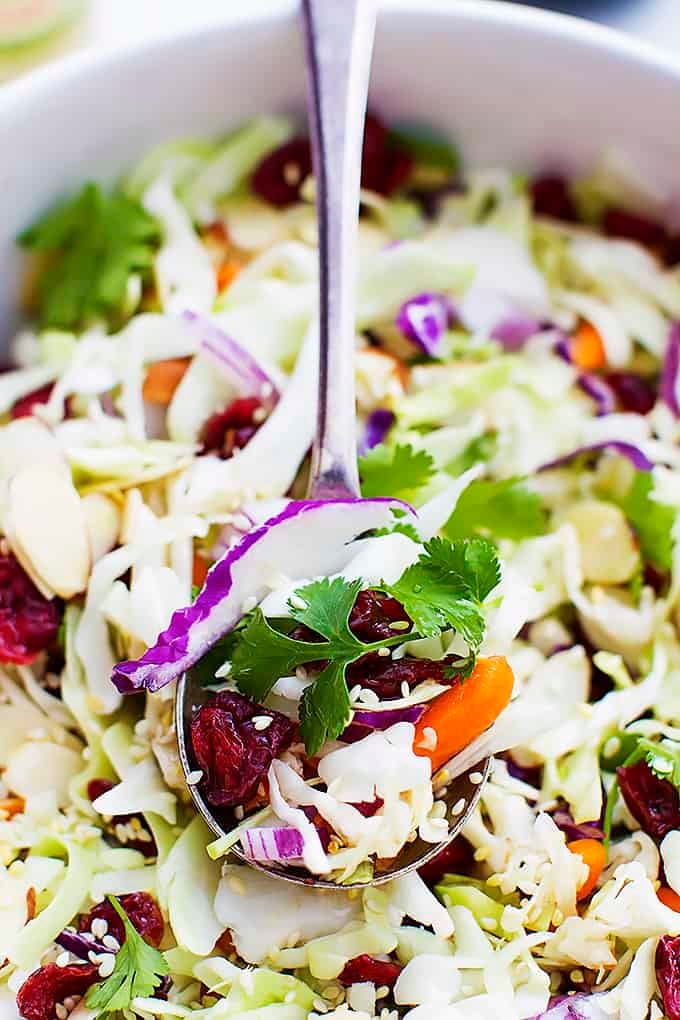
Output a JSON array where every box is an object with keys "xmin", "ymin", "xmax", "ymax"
[
  {"xmin": 90, "ymin": 918, "xmax": 108, "ymax": 939},
  {"xmin": 55, "ymin": 952, "xmax": 71, "ymax": 968},
  {"xmin": 349, "ymin": 685, "xmax": 362, "ymax": 701},
  {"xmin": 378, "ymin": 647, "xmax": 391, "ymax": 658},
  {"xmin": 452, "ymin": 798, "xmax": 466, "ymax": 815},
  {"xmin": 186, "ymin": 769, "xmax": 204, "ymax": 785},
  {"xmin": 102, "ymin": 935, "xmax": 120, "ymax": 952},
  {"xmin": 55, "ymin": 1004, "xmax": 68, "ymax": 1019},
  {"xmin": 97, "ymin": 954, "xmax": 116, "ymax": 979},
  {"xmin": 376, "ymin": 986, "xmax": 389, "ymax": 999},
  {"xmin": 400, "ymin": 680, "xmax": 409, "ymax": 696},
  {"xmin": 470, "ymin": 771, "xmax": 484, "ymax": 785},
  {"xmin": 253, "ymin": 716, "xmax": 273, "ymax": 731},
  {"xmin": 389, "ymin": 620, "xmax": 410, "ymax": 631}
]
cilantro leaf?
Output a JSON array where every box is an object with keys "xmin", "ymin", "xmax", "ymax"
[
  {"xmin": 288, "ymin": 577, "xmax": 362, "ymax": 651},
  {"xmin": 443, "ymin": 477, "xmax": 547, "ymax": 543},
  {"xmin": 616, "ymin": 471, "xmax": 675, "ymax": 571},
  {"xmin": 231, "ymin": 610, "xmax": 324, "ymax": 702},
  {"xmin": 299, "ymin": 661, "xmax": 352, "ymax": 757},
  {"xmin": 359, "ymin": 443, "xmax": 435, "ymax": 501},
  {"xmin": 85, "ymin": 896, "xmax": 168, "ymax": 1016},
  {"xmin": 639, "ymin": 738, "xmax": 680, "ymax": 787},
  {"xmin": 19, "ymin": 183, "xmax": 160, "ymax": 331},
  {"xmin": 386, "ymin": 537, "xmax": 500, "ymax": 643}
]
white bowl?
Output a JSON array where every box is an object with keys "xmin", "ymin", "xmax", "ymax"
[{"xmin": 0, "ymin": 0, "xmax": 680, "ymax": 342}]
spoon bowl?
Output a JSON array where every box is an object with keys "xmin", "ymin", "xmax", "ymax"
[{"xmin": 176, "ymin": 669, "xmax": 490, "ymax": 887}]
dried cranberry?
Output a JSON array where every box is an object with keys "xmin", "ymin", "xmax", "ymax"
[
  {"xmin": 338, "ymin": 954, "xmax": 402, "ymax": 988},
  {"xmin": 362, "ymin": 113, "xmax": 413, "ymax": 196},
  {"xmin": 352, "ymin": 797, "xmax": 384, "ymax": 818},
  {"xmin": 664, "ymin": 234, "xmax": 680, "ymax": 267},
  {"xmin": 617, "ymin": 760, "xmax": 680, "ymax": 841},
  {"xmin": 11, "ymin": 384, "xmax": 55, "ymax": 420},
  {"xmin": 346, "ymin": 653, "xmax": 459, "ymax": 700},
  {"xmin": 657, "ymin": 936, "xmax": 680, "ymax": 1020},
  {"xmin": 191, "ymin": 691, "xmax": 296, "ymax": 807},
  {"xmin": 605, "ymin": 372, "xmax": 656, "ymax": 415},
  {"xmin": 530, "ymin": 175, "xmax": 577, "ymax": 222},
  {"xmin": 79, "ymin": 891, "xmax": 164, "ymax": 948},
  {"xmin": 0, "ymin": 552, "xmax": 60, "ymax": 664},
  {"xmin": 251, "ymin": 137, "xmax": 313, "ymax": 207},
  {"xmin": 603, "ymin": 206, "xmax": 667, "ymax": 249},
  {"xmin": 200, "ymin": 397, "xmax": 265, "ymax": 457},
  {"xmin": 417, "ymin": 837, "xmax": 473, "ymax": 887},
  {"xmin": 348, "ymin": 590, "xmax": 412, "ymax": 642},
  {"xmin": 86, "ymin": 778, "xmax": 158, "ymax": 859},
  {"xmin": 17, "ymin": 963, "xmax": 99, "ymax": 1020}
]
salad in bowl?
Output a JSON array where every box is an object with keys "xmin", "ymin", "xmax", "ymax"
[{"xmin": 1, "ymin": 106, "xmax": 680, "ymax": 1020}]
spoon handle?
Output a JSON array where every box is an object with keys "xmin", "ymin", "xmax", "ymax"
[{"xmin": 302, "ymin": 0, "xmax": 376, "ymax": 500}]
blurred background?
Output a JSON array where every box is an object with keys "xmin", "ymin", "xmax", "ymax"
[{"xmin": 0, "ymin": 0, "xmax": 678, "ymax": 83}]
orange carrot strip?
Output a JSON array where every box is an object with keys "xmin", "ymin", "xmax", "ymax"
[
  {"xmin": 570, "ymin": 321, "xmax": 606, "ymax": 371},
  {"xmin": 192, "ymin": 552, "xmax": 210, "ymax": 589},
  {"xmin": 658, "ymin": 886, "xmax": 680, "ymax": 912},
  {"xmin": 217, "ymin": 260, "xmax": 243, "ymax": 293},
  {"xmin": 413, "ymin": 656, "xmax": 515, "ymax": 773},
  {"xmin": 0, "ymin": 797, "xmax": 25, "ymax": 819},
  {"xmin": 567, "ymin": 838, "xmax": 606, "ymax": 900},
  {"xmin": 142, "ymin": 357, "xmax": 191, "ymax": 405}
]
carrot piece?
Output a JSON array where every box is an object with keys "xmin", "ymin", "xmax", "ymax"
[
  {"xmin": 192, "ymin": 552, "xmax": 209, "ymax": 589},
  {"xmin": 412, "ymin": 656, "xmax": 515, "ymax": 773},
  {"xmin": 569, "ymin": 321, "xmax": 606, "ymax": 371},
  {"xmin": 142, "ymin": 357, "xmax": 190, "ymax": 405},
  {"xmin": 216, "ymin": 260, "xmax": 243, "ymax": 293},
  {"xmin": 658, "ymin": 886, "xmax": 680, "ymax": 912},
  {"xmin": 0, "ymin": 796, "xmax": 25, "ymax": 818},
  {"xmin": 567, "ymin": 838, "xmax": 606, "ymax": 900}
]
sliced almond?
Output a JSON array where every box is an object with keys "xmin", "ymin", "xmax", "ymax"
[
  {"xmin": 81, "ymin": 492, "xmax": 122, "ymax": 562},
  {"xmin": 5, "ymin": 464, "xmax": 91, "ymax": 598},
  {"xmin": 0, "ymin": 418, "xmax": 67, "ymax": 486}
]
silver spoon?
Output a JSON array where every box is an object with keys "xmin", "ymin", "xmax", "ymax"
[{"xmin": 177, "ymin": 0, "xmax": 490, "ymax": 887}]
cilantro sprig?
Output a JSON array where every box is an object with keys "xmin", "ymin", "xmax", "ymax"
[
  {"xmin": 358, "ymin": 443, "xmax": 436, "ymax": 501},
  {"xmin": 443, "ymin": 477, "xmax": 547, "ymax": 543},
  {"xmin": 602, "ymin": 733, "xmax": 680, "ymax": 850},
  {"xmin": 85, "ymin": 896, "xmax": 168, "ymax": 1016},
  {"xmin": 19, "ymin": 183, "xmax": 160, "ymax": 331},
  {"xmin": 232, "ymin": 538, "xmax": 500, "ymax": 753}
]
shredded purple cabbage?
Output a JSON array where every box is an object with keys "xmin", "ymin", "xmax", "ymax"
[
  {"xmin": 395, "ymin": 292, "xmax": 453, "ymax": 357},
  {"xmin": 552, "ymin": 807, "xmax": 605, "ymax": 842},
  {"xmin": 359, "ymin": 409, "xmax": 395, "ymax": 455},
  {"xmin": 490, "ymin": 314, "xmax": 544, "ymax": 351},
  {"xmin": 341, "ymin": 704, "xmax": 426, "ymax": 742},
  {"xmin": 240, "ymin": 826, "xmax": 305, "ymax": 862},
  {"xmin": 530, "ymin": 993, "xmax": 609, "ymax": 1019},
  {"xmin": 182, "ymin": 310, "xmax": 279, "ymax": 410},
  {"xmin": 577, "ymin": 374, "xmax": 616, "ymax": 416},
  {"xmin": 112, "ymin": 497, "xmax": 411, "ymax": 694},
  {"xmin": 55, "ymin": 929, "xmax": 109, "ymax": 960},
  {"xmin": 661, "ymin": 322, "xmax": 680, "ymax": 417},
  {"xmin": 539, "ymin": 441, "xmax": 654, "ymax": 473}
]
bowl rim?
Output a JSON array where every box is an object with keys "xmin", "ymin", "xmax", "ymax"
[{"xmin": 1, "ymin": 0, "xmax": 680, "ymax": 123}]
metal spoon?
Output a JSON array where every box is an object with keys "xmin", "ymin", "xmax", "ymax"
[{"xmin": 177, "ymin": 0, "xmax": 490, "ymax": 887}]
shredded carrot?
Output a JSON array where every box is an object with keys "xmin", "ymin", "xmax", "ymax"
[
  {"xmin": 216, "ymin": 259, "xmax": 243, "ymax": 293},
  {"xmin": 412, "ymin": 656, "xmax": 515, "ymax": 773},
  {"xmin": 142, "ymin": 357, "xmax": 190, "ymax": 405},
  {"xmin": 658, "ymin": 885, "xmax": 680, "ymax": 912},
  {"xmin": 192, "ymin": 552, "xmax": 210, "ymax": 589},
  {"xmin": 567, "ymin": 838, "xmax": 606, "ymax": 900},
  {"xmin": 569, "ymin": 321, "xmax": 606, "ymax": 371},
  {"xmin": 26, "ymin": 886, "xmax": 36, "ymax": 920},
  {"xmin": 0, "ymin": 796, "xmax": 25, "ymax": 819}
]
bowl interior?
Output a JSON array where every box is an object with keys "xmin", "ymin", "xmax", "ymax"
[{"xmin": 1, "ymin": 0, "xmax": 679, "ymax": 341}]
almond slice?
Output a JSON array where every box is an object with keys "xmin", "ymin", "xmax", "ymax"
[{"xmin": 5, "ymin": 464, "xmax": 91, "ymax": 598}]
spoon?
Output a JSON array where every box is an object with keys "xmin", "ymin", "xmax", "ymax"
[{"xmin": 176, "ymin": 0, "xmax": 490, "ymax": 887}]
